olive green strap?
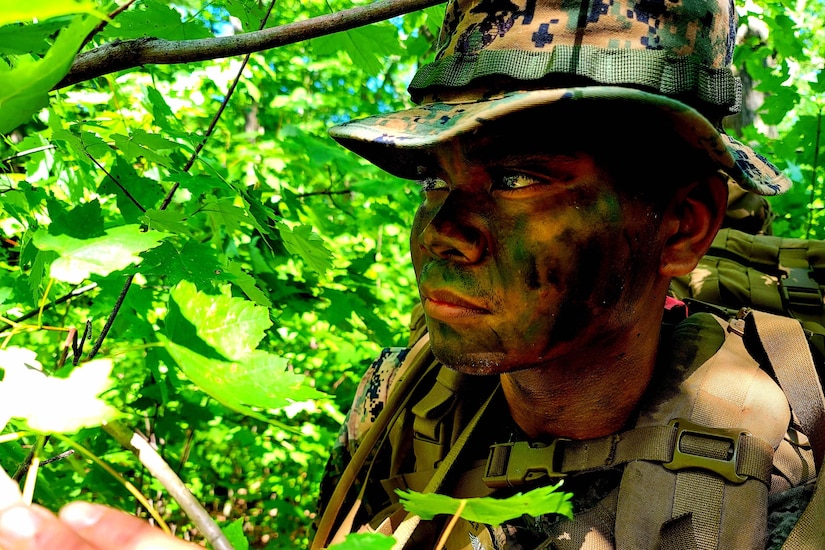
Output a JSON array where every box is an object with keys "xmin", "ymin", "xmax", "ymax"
[
  {"xmin": 391, "ymin": 384, "xmax": 501, "ymax": 550},
  {"xmin": 312, "ymin": 334, "xmax": 432, "ymax": 549}
]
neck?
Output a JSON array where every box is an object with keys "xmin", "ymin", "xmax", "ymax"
[{"xmin": 500, "ymin": 313, "xmax": 663, "ymax": 441}]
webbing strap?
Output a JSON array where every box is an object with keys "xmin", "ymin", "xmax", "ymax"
[
  {"xmin": 748, "ymin": 311, "xmax": 825, "ymax": 550},
  {"xmin": 750, "ymin": 310, "xmax": 825, "ymax": 470},
  {"xmin": 391, "ymin": 384, "xmax": 501, "ymax": 550},
  {"xmin": 483, "ymin": 423, "xmax": 774, "ymax": 488},
  {"xmin": 312, "ymin": 334, "xmax": 432, "ymax": 549}
]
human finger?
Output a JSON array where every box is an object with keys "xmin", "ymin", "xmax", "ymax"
[
  {"xmin": 0, "ymin": 467, "xmax": 23, "ymax": 511},
  {"xmin": 59, "ymin": 502, "xmax": 197, "ymax": 549},
  {"xmin": 0, "ymin": 501, "xmax": 195, "ymax": 550}
]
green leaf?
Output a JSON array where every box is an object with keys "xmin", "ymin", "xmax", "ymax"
[
  {"xmin": 0, "ymin": 19, "xmax": 69, "ymax": 55},
  {"xmin": 139, "ymin": 240, "xmax": 224, "ymax": 288},
  {"xmin": 313, "ymin": 24, "xmax": 403, "ymax": 76},
  {"xmin": 223, "ymin": 261, "xmax": 272, "ymax": 307},
  {"xmin": 169, "ymin": 280, "xmax": 271, "ymax": 360},
  {"xmin": 163, "ymin": 341, "xmax": 324, "ymax": 412},
  {"xmin": 140, "ymin": 208, "xmax": 191, "ymax": 235},
  {"xmin": 278, "ymin": 222, "xmax": 332, "ymax": 275},
  {"xmin": 0, "ymin": 347, "xmax": 118, "ymax": 434},
  {"xmin": 221, "ymin": 519, "xmax": 249, "ymax": 550},
  {"xmin": 396, "ymin": 483, "xmax": 573, "ymax": 524},
  {"xmin": 111, "ymin": 133, "xmax": 176, "ymax": 169},
  {"xmin": 0, "ymin": 0, "xmax": 107, "ymax": 26},
  {"xmin": 329, "ymin": 533, "xmax": 396, "ymax": 550},
  {"xmin": 99, "ymin": 0, "xmax": 209, "ymax": 41},
  {"xmin": 33, "ymin": 224, "xmax": 169, "ymax": 284},
  {"xmin": 46, "ymin": 197, "xmax": 105, "ymax": 239},
  {"xmin": 98, "ymin": 157, "xmax": 166, "ymax": 221},
  {"xmin": 0, "ymin": 15, "xmax": 101, "ymax": 134}
]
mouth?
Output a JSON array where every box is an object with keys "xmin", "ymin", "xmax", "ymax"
[{"xmin": 421, "ymin": 288, "xmax": 491, "ymax": 322}]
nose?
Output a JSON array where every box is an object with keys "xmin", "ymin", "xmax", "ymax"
[{"xmin": 418, "ymin": 193, "xmax": 489, "ymax": 264}]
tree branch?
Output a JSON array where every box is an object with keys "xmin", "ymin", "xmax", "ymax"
[{"xmin": 56, "ymin": 0, "xmax": 446, "ymax": 89}]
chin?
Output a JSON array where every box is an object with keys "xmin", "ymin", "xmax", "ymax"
[{"xmin": 431, "ymin": 347, "xmax": 515, "ymax": 377}]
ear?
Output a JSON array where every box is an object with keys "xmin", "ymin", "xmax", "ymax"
[{"xmin": 659, "ymin": 173, "xmax": 729, "ymax": 278}]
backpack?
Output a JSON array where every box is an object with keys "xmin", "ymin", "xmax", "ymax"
[{"xmin": 313, "ymin": 206, "xmax": 825, "ymax": 549}]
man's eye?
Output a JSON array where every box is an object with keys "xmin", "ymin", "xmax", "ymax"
[
  {"xmin": 497, "ymin": 173, "xmax": 542, "ymax": 190},
  {"xmin": 417, "ymin": 177, "xmax": 449, "ymax": 191}
]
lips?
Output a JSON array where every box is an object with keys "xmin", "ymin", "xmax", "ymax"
[{"xmin": 421, "ymin": 288, "xmax": 491, "ymax": 322}]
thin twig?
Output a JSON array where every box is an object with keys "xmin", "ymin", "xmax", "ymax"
[
  {"xmin": 74, "ymin": 319, "xmax": 92, "ymax": 366},
  {"xmin": 86, "ymin": 153, "xmax": 146, "ymax": 212},
  {"xmin": 80, "ymin": 0, "xmax": 141, "ymax": 50},
  {"xmin": 41, "ymin": 449, "xmax": 75, "ymax": 465},
  {"xmin": 0, "ymin": 283, "xmax": 97, "ymax": 331},
  {"xmin": 87, "ymin": 275, "xmax": 133, "ymax": 360},
  {"xmin": 806, "ymin": 107, "xmax": 823, "ymax": 239},
  {"xmin": 1, "ymin": 145, "xmax": 56, "ymax": 166},
  {"xmin": 159, "ymin": 0, "xmax": 278, "ymax": 210},
  {"xmin": 12, "ymin": 436, "xmax": 50, "ymax": 482},
  {"xmin": 103, "ymin": 420, "xmax": 233, "ymax": 550},
  {"xmin": 53, "ymin": 431, "xmax": 172, "ymax": 534}
]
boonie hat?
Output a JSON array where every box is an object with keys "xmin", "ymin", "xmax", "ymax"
[{"xmin": 330, "ymin": 0, "xmax": 791, "ymax": 196}]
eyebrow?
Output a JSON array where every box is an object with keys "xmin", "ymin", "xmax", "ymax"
[{"xmin": 460, "ymin": 134, "xmax": 582, "ymax": 166}]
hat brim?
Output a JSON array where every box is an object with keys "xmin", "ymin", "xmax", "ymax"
[{"xmin": 329, "ymin": 87, "xmax": 789, "ymax": 196}]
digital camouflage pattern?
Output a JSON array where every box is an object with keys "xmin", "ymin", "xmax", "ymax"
[{"xmin": 330, "ymin": 0, "xmax": 792, "ymax": 196}]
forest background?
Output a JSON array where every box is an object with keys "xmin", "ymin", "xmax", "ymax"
[{"xmin": 0, "ymin": 0, "xmax": 822, "ymax": 547}]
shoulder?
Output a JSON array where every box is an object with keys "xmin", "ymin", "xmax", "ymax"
[{"xmin": 344, "ymin": 347, "xmax": 412, "ymax": 451}]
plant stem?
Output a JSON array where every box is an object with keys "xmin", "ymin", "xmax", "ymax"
[
  {"xmin": 103, "ymin": 420, "xmax": 234, "ymax": 550},
  {"xmin": 21, "ymin": 436, "xmax": 45, "ymax": 504}
]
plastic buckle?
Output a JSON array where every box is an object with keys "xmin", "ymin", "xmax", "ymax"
[
  {"xmin": 483, "ymin": 439, "xmax": 569, "ymax": 488},
  {"xmin": 780, "ymin": 267, "xmax": 822, "ymax": 310},
  {"xmin": 727, "ymin": 307, "xmax": 751, "ymax": 337},
  {"xmin": 663, "ymin": 418, "xmax": 749, "ymax": 484}
]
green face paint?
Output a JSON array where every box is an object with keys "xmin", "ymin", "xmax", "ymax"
[{"xmin": 410, "ymin": 134, "xmax": 666, "ymax": 375}]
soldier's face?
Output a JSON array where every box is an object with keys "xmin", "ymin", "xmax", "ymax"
[{"xmin": 410, "ymin": 133, "xmax": 669, "ymax": 375}]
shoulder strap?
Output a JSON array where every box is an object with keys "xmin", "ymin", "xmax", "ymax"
[
  {"xmin": 312, "ymin": 334, "xmax": 432, "ymax": 549},
  {"xmin": 747, "ymin": 311, "xmax": 825, "ymax": 550}
]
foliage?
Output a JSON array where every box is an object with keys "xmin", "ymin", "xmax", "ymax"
[
  {"xmin": 396, "ymin": 483, "xmax": 573, "ymax": 523},
  {"xmin": 0, "ymin": 0, "xmax": 441, "ymax": 546},
  {"xmin": 0, "ymin": 0, "xmax": 820, "ymax": 548},
  {"xmin": 733, "ymin": 0, "xmax": 825, "ymax": 237}
]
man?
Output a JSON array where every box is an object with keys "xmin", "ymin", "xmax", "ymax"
[{"xmin": 0, "ymin": 0, "xmax": 820, "ymax": 548}]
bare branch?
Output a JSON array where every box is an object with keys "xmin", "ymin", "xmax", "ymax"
[
  {"xmin": 56, "ymin": 0, "xmax": 446, "ymax": 89},
  {"xmin": 104, "ymin": 420, "xmax": 234, "ymax": 550}
]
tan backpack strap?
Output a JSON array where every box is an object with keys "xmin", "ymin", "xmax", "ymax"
[
  {"xmin": 391, "ymin": 383, "xmax": 500, "ymax": 550},
  {"xmin": 749, "ymin": 310, "xmax": 825, "ymax": 469},
  {"xmin": 615, "ymin": 313, "xmax": 791, "ymax": 550},
  {"xmin": 746, "ymin": 310, "xmax": 825, "ymax": 550},
  {"xmin": 312, "ymin": 334, "xmax": 432, "ymax": 549}
]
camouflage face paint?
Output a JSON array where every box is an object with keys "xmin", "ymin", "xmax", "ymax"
[{"xmin": 411, "ymin": 134, "xmax": 668, "ymax": 375}]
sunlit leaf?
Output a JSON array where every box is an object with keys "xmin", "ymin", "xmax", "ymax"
[
  {"xmin": 0, "ymin": 347, "xmax": 118, "ymax": 434},
  {"xmin": 278, "ymin": 222, "xmax": 333, "ymax": 275},
  {"xmin": 33, "ymin": 224, "xmax": 169, "ymax": 284},
  {"xmin": 221, "ymin": 519, "xmax": 249, "ymax": 550},
  {"xmin": 396, "ymin": 483, "xmax": 573, "ymax": 524},
  {"xmin": 0, "ymin": 0, "xmax": 107, "ymax": 26},
  {"xmin": 0, "ymin": 15, "xmax": 101, "ymax": 134},
  {"xmin": 329, "ymin": 533, "xmax": 396, "ymax": 550},
  {"xmin": 163, "ymin": 341, "xmax": 324, "ymax": 411},
  {"xmin": 169, "ymin": 280, "xmax": 271, "ymax": 360}
]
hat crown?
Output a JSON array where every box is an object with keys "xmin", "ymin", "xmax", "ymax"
[{"xmin": 410, "ymin": 0, "xmax": 741, "ymax": 117}]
